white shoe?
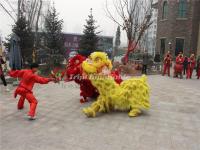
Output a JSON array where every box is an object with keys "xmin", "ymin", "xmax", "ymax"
[{"xmin": 28, "ymin": 116, "xmax": 36, "ymax": 120}]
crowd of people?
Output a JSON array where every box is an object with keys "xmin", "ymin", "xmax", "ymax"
[
  {"xmin": 162, "ymin": 51, "xmax": 200, "ymax": 79},
  {"xmin": 1, "ymin": 51, "xmax": 199, "ymax": 120}
]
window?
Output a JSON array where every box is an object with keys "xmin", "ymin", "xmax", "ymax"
[
  {"xmin": 160, "ymin": 38, "xmax": 166, "ymax": 56},
  {"xmin": 74, "ymin": 43, "xmax": 78, "ymax": 48},
  {"xmin": 73, "ymin": 36, "xmax": 78, "ymax": 42},
  {"xmin": 175, "ymin": 38, "xmax": 184, "ymax": 56},
  {"xmin": 64, "ymin": 42, "xmax": 68, "ymax": 47},
  {"xmin": 178, "ymin": 0, "xmax": 187, "ymax": 18},
  {"xmin": 162, "ymin": 1, "xmax": 168, "ymax": 19}
]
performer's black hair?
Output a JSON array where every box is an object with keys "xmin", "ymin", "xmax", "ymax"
[{"xmin": 30, "ymin": 63, "xmax": 39, "ymax": 69}]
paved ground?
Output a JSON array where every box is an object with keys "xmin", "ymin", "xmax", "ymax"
[{"xmin": 0, "ymin": 75, "xmax": 200, "ymax": 150}]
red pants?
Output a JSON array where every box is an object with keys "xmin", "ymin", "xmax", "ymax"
[
  {"xmin": 186, "ymin": 68, "xmax": 194, "ymax": 79},
  {"xmin": 15, "ymin": 88, "xmax": 38, "ymax": 117},
  {"xmin": 163, "ymin": 64, "xmax": 170, "ymax": 76}
]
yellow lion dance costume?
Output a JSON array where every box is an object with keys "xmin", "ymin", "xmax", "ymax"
[{"xmin": 82, "ymin": 52, "xmax": 150, "ymax": 117}]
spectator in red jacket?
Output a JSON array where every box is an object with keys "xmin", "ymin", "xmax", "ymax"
[
  {"xmin": 9, "ymin": 63, "xmax": 55, "ymax": 120},
  {"xmin": 186, "ymin": 54, "xmax": 196, "ymax": 79},
  {"xmin": 162, "ymin": 52, "xmax": 172, "ymax": 76},
  {"xmin": 174, "ymin": 52, "xmax": 184, "ymax": 79}
]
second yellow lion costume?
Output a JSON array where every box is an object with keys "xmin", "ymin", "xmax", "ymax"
[{"xmin": 82, "ymin": 52, "xmax": 150, "ymax": 117}]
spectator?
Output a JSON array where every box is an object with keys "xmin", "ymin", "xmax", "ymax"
[
  {"xmin": 183, "ymin": 56, "xmax": 188, "ymax": 75},
  {"xmin": 162, "ymin": 52, "xmax": 172, "ymax": 76},
  {"xmin": 173, "ymin": 52, "xmax": 184, "ymax": 79},
  {"xmin": 142, "ymin": 51, "xmax": 149, "ymax": 74},
  {"xmin": 0, "ymin": 55, "xmax": 9, "ymax": 91},
  {"xmin": 186, "ymin": 54, "xmax": 195, "ymax": 79},
  {"xmin": 154, "ymin": 53, "xmax": 161, "ymax": 62}
]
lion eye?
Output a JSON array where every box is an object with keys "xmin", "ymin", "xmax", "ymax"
[{"xmin": 95, "ymin": 57, "xmax": 102, "ymax": 62}]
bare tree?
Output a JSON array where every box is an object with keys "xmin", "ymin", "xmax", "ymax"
[
  {"xmin": 22, "ymin": 0, "xmax": 43, "ymax": 30},
  {"xmin": 34, "ymin": 0, "xmax": 42, "ymax": 47},
  {"xmin": 105, "ymin": 0, "xmax": 153, "ymax": 63}
]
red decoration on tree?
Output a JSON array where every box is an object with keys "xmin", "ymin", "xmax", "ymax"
[{"xmin": 124, "ymin": 40, "xmax": 138, "ymax": 63}]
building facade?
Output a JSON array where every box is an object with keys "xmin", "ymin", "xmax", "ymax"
[
  {"xmin": 145, "ymin": 6, "xmax": 158, "ymax": 56},
  {"xmin": 63, "ymin": 33, "xmax": 113, "ymax": 57},
  {"xmin": 156, "ymin": 0, "xmax": 200, "ymax": 58},
  {"xmin": 136, "ymin": 0, "xmax": 158, "ymax": 56}
]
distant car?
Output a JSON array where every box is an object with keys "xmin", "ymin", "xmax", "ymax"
[{"xmin": 69, "ymin": 51, "xmax": 78, "ymax": 58}]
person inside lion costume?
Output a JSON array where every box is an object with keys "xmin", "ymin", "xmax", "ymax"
[{"xmin": 81, "ymin": 52, "xmax": 150, "ymax": 117}]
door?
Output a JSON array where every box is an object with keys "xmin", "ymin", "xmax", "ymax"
[{"xmin": 175, "ymin": 38, "xmax": 184, "ymax": 56}]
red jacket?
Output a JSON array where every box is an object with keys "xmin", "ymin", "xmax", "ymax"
[
  {"xmin": 176, "ymin": 56, "xmax": 184, "ymax": 65},
  {"xmin": 9, "ymin": 70, "xmax": 51, "ymax": 92},
  {"xmin": 164, "ymin": 56, "xmax": 171, "ymax": 65}
]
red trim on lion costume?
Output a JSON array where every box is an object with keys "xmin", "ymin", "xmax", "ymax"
[{"xmin": 111, "ymin": 69, "xmax": 123, "ymax": 84}]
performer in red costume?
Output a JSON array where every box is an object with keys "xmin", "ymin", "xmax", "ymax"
[
  {"xmin": 66, "ymin": 54, "xmax": 99, "ymax": 103},
  {"xmin": 162, "ymin": 51, "xmax": 172, "ymax": 76},
  {"xmin": 9, "ymin": 63, "xmax": 55, "ymax": 120},
  {"xmin": 186, "ymin": 54, "xmax": 196, "ymax": 79},
  {"xmin": 174, "ymin": 52, "xmax": 184, "ymax": 79}
]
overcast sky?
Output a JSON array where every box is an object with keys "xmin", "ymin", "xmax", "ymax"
[{"xmin": 0, "ymin": 0, "xmax": 127, "ymax": 44}]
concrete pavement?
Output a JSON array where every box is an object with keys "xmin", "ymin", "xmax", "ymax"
[{"xmin": 0, "ymin": 75, "xmax": 200, "ymax": 150}]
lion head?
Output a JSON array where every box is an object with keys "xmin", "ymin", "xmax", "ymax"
[{"xmin": 82, "ymin": 52, "xmax": 112, "ymax": 75}]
